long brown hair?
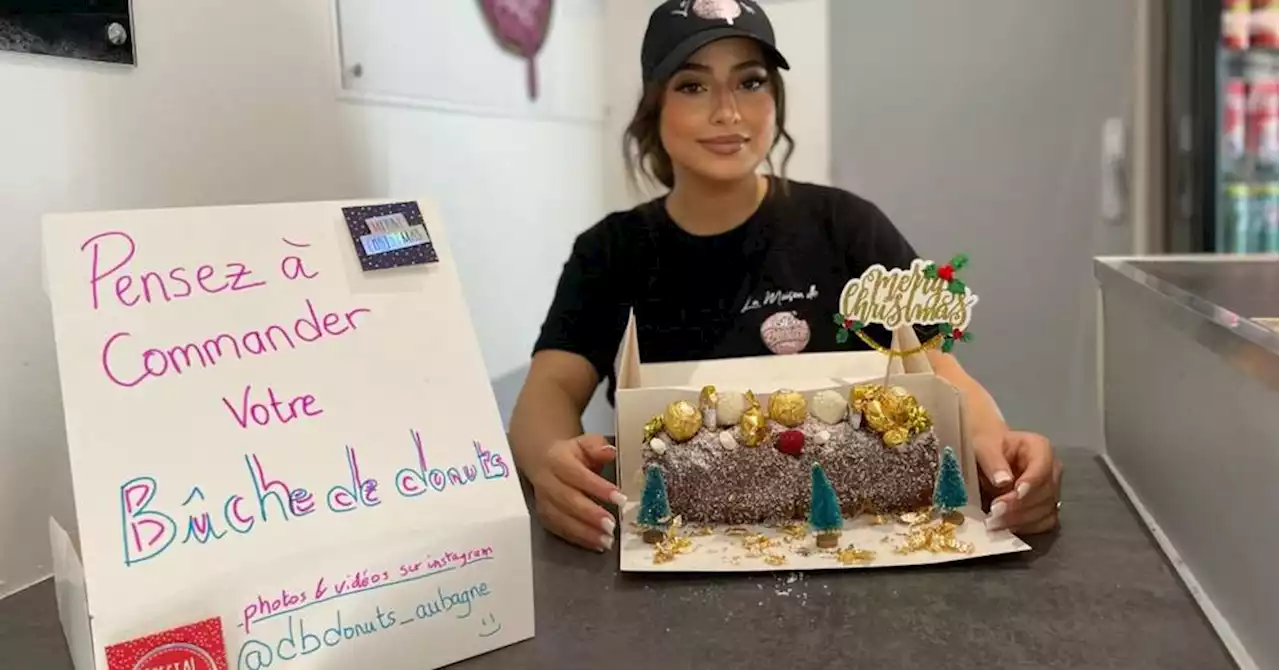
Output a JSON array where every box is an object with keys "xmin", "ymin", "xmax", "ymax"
[{"xmin": 622, "ymin": 65, "xmax": 795, "ymax": 193}]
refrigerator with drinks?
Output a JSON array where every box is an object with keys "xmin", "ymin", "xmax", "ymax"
[{"xmin": 1162, "ymin": 0, "xmax": 1278, "ymax": 253}]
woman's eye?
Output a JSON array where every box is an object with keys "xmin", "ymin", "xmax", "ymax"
[
  {"xmin": 675, "ymin": 81, "xmax": 707, "ymax": 94},
  {"xmin": 740, "ymin": 76, "xmax": 768, "ymax": 91}
]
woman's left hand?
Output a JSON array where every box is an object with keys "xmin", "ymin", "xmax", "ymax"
[{"xmin": 972, "ymin": 430, "xmax": 1062, "ymax": 535}]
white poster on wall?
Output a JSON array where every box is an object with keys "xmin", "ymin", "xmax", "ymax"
[
  {"xmin": 43, "ymin": 199, "xmax": 533, "ymax": 669},
  {"xmin": 334, "ymin": 0, "xmax": 605, "ymax": 123}
]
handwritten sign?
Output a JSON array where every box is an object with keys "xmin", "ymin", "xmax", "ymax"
[{"xmin": 43, "ymin": 200, "xmax": 533, "ymax": 669}]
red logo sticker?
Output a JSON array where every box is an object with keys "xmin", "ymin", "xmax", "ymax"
[{"xmin": 105, "ymin": 617, "xmax": 228, "ymax": 670}]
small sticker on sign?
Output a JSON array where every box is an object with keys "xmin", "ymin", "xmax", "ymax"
[
  {"xmin": 342, "ymin": 201, "xmax": 439, "ymax": 271},
  {"xmin": 360, "ymin": 225, "xmax": 432, "ymax": 257},
  {"xmin": 365, "ymin": 212, "xmax": 412, "ymax": 234}
]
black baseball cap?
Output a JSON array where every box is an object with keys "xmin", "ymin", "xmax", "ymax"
[{"xmin": 641, "ymin": 0, "xmax": 790, "ymax": 85}]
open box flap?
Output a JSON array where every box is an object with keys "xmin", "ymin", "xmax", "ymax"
[{"xmin": 49, "ymin": 517, "xmax": 96, "ymax": 670}]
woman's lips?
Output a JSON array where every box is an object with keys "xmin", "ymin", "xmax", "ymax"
[{"xmin": 698, "ymin": 135, "xmax": 749, "ymax": 155}]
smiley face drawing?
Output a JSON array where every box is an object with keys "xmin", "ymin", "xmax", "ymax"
[{"xmin": 478, "ymin": 613, "xmax": 502, "ymax": 638}]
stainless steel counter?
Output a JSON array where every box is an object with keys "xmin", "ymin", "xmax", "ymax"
[{"xmin": 1095, "ymin": 255, "xmax": 1278, "ymax": 670}]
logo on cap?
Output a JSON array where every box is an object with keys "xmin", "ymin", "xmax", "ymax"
[{"xmin": 671, "ymin": 0, "xmax": 757, "ymax": 25}]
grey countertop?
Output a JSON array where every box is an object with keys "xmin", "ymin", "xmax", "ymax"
[{"xmin": 0, "ymin": 447, "xmax": 1235, "ymax": 669}]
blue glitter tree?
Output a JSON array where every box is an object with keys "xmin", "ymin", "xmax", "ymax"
[
  {"xmin": 808, "ymin": 462, "xmax": 843, "ymax": 542},
  {"xmin": 637, "ymin": 465, "xmax": 672, "ymax": 532},
  {"xmin": 933, "ymin": 446, "xmax": 968, "ymax": 513}
]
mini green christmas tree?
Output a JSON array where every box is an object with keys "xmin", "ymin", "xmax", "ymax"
[
  {"xmin": 933, "ymin": 446, "xmax": 968, "ymax": 519},
  {"xmin": 638, "ymin": 465, "xmax": 672, "ymax": 544},
  {"xmin": 808, "ymin": 462, "xmax": 843, "ymax": 548}
]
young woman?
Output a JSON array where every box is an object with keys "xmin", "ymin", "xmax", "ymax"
[{"xmin": 510, "ymin": 0, "xmax": 1062, "ymax": 552}]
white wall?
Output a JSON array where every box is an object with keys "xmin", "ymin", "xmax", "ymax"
[
  {"xmin": 602, "ymin": 0, "xmax": 830, "ymax": 212},
  {"xmin": 0, "ymin": 0, "xmax": 605, "ymax": 598}
]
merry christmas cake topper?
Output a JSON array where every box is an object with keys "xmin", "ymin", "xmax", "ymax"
[{"xmin": 833, "ymin": 253, "xmax": 979, "ymax": 356}]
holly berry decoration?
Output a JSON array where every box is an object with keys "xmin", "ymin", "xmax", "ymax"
[
  {"xmin": 832, "ymin": 313, "xmax": 864, "ymax": 345},
  {"xmin": 924, "ymin": 253, "xmax": 970, "ymax": 296},
  {"xmin": 940, "ymin": 322, "xmax": 974, "ymax": 353},
  {"xmin": 775, "ymin": 429, "xmax": 805, "ymax": 456}
]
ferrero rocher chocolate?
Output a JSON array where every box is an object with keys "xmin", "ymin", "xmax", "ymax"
[
  {"xmin": 738, "ymin": 407, "xmax": 768, "ymax": 447},
  {"xmin": 663, "ymin": 400, "xmax": 702, "ymax": 442},
  {"xmin": 767, "ymin": 389, "xmax": 807, "ymax": 427}
]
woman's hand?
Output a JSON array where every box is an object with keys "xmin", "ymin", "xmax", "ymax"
[
  {"xmin": 525, "ymin": 434, "xmax": 627, "ymax": 552},
  {"xmin": 973, "ymin": 430, "xmax": 1062, "ymax": 535}
]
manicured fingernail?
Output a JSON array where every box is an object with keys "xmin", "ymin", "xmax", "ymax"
[
  {"xmin": 988, "ymin": 501, "xmax": 1007, "ymax": 521},
  {"xmin": 609, "ymin": 491, "xmax": 628, "ymax": 507},
  {"xmin": 992, "ymin": 470, "xmax": 1013, "ymax": 486},
  {"xmin": 604, "ymin": 444, "xmax": 618, "ymax": 452},
  {"xmin": 1016, "ymin": 482, "xmax": 1031, "ymax": 500},
  {"xmin": 985, "ymin": 516, "xmax": 1006, "ymax": 531},
  {"xmin": 600, "ymin": 517, "xmax": 616, "ymax": 535},
  {"xmin": 600, "ymin": 534, "xmax": 614, "ymax": 551}
]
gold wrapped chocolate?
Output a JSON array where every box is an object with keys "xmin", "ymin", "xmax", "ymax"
[
  {"xmin": 662, "ymin": 400, "xmax": 702, "ymax": 442},
  {"xmin": 699, "ymin": 385, "xmax": 718, "ymax": 409},
  {"xmin": 849, "ymin": 383, "xmax": 933, "ymax": 447},
  {"xmin": 744, "ymin": 389, "xmax": 761, "ymax": 410},
  {"xmin": 849, "ymin": 383, "xmax": 881, "ymax": 411},
  {"xmin": 642, "ymin": 415, "xmax": 665, "ymax": 443},
  {"xmin": 767, "ymin": 389, "xmax": 807, "ymax": 427},
  {"xmin": 863, "ymin": 399, "xmax": 894, "ymax": 433},
  {"xmin": 883, "ymin": 426, "xmax": 909, "ymax": 447},
  {"xmin": 738, "ymin": 407, "xmax": 769, "ymax": 447}
]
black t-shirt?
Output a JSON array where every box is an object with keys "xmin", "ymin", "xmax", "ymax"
[{"xmin": 533, "ymin": 178, "xmax": 935, "ymax": 404}]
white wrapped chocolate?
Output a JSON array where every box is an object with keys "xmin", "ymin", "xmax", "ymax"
[
  {"xmin": 815, "ymin": 430, "xmax": 831, "ymax": 445},
  {"xmin": 649, "ymin": 437, "xmax": 667, "ymax": 455},
  {"xmin": 810, "ymin": 389, "xmax": 848, "ymax": 424},
  {"xmin": 715, "ymin": 391, "xmax": 748, "ymax": 427},
  {"xmin": 718, "ymin": 431, "xmax": 738, "ymax": 450}
]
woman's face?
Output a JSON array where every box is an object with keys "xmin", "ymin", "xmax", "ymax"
[{"xmin": 659, "ymin": 38, "xmax": 776, "ymax": 185}]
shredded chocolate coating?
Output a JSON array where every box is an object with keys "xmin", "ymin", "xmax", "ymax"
[{"xmin": 643, "ymin": 418, "xmax": 939, "ymax": 525}]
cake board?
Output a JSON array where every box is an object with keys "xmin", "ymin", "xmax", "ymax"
[{"xmin": 614, "ymin": 313, "xmax": 1031, "ymax": 572}]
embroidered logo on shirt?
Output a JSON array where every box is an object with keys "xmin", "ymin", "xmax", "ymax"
[
  {"xmin": 671, "ymin": 0, "xmax": 757, "ymax": 25},
  {"xmin": 740, "ymin": 284, "xmax": 818, "ymax": 314}
]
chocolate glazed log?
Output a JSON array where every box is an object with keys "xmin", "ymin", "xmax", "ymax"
[
  {"xmin": 643, "ymin": 418, "xmax": 940, "ymax": 525},
  {"xmin": 478, "ymin": 0, "xmax": 554, "ymax": 100}
]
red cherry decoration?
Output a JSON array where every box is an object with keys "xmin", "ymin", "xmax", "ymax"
[
  {"xmin": 937, "ymin": 264, "xmax": 955, "ymax": 281},
  {"xmin": 776, "ymin": 430, "xmax": 805, "ymax": 456},
  {"xmin": 951, "ymin": 328, "xmax": 964, "ymax": 340}
]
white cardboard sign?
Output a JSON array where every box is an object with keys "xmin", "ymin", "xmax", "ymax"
[
  {"xmin": 42, "ymin": 199, "xmax": 533, "ymax": 669},
  {"xmin": 613, "ymin": 315, "xmax": 1030, "ymax": 572}
]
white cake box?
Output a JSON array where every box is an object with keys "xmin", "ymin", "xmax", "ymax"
[
  {"xmin": 42, "ymin": 199, "xmax": 534, "ymax": 669},
  {"xmin": 613, "ymin": 314, "xmax": 1030, "ymax": 572}
]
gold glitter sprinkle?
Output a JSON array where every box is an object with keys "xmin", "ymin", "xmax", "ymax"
[
  {"xmin": 724, "ymin": 527, "xmax": 752, "ymax": 536},
  {"xmin": 871, "ymin": 514, "xmax": 892, "ymax": 525},
  {"xmin": 651, "ymin": 517, "xmax": 695, "ymax": 564},
  {"xmin": 898, "ymin": 508, "xmax": 934, "ymax": 526},
  {"xmin": 894, "ymin": 520, "xmax": 974, "ymax": 555},
  {"xmin": 779, "ymin": 522, "xmax": 808, "ymax": 542},
  {"xmin": 642, "ymin": 415, "xmax": 664, "ymax": 442},
  {"xmin": 836, "ymin": 546, "xmax": 876, "ymax": 564},
  {"xmin": 763, "ymin": 555, "xmax": 788, "ymax": 566},
  {"xmin": 687, "ymin": 525, "xmax": 715, "ymax": 537}
]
